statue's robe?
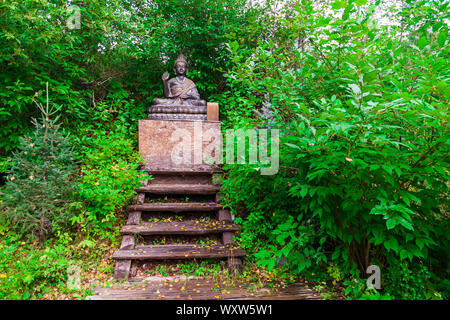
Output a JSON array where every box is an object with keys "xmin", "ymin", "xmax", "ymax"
[{"xmin": 153, "ymin": 77, "xmax": 205, "ymax": 106}]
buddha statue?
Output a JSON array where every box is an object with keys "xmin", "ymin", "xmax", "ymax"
[
  {"xmin": 151, "ymin": 54, "xmax": 206, "ymax": 107},
  {"xmin": 148, "ymin": 54, "xmax": 207, "ymax": 120}
]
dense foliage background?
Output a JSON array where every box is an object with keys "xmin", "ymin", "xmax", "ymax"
[{"xmin": 0, "ymin": 0, "xmax": 448, "ymax": 300}]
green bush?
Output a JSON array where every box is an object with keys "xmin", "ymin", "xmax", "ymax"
[
  {"xmin": 0, "ymin": 230, "xmax": 75, "ymax": 300},
  {"xmin": 70, "ymin": 130, "xmax": 147, "ymax": 236},
  {"xmin": 219, "ymin": 0, "xmax": 449, "ymax": 299},
  {"xmin": 383, "ymin": 257, "xmax": 434, "ymax": 300}
]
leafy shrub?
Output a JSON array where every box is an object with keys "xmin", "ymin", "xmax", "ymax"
[
  {"xmin": 278, "ymin": 93, "xmax": 448, "ymax": 275},
  {"xmin": 0, "ymin": 227, "xmax": 75, "ymax": 300},
  {"xmin": 70, "ymin": 130, "xmax": 147, "ymax": 236},
  {"xmin": 219, "ymin": 0, "xmax": 449, "ymax": 299},
  {"xmin": 0, "ymin": 91, "xmax": 77, "ymax": 242},
  {"xmin": 383, "ymin": 257, "xmax": 436, "ymax": 300}
]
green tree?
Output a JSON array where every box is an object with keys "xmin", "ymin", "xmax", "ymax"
[{"xmin": 1, "ymin": 84, "xmax": 77, "ymax": 242}]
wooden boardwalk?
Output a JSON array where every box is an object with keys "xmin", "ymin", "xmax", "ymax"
[{"xmin": 87, "ymin": 278, "xmax": 323, "ymax": 300}]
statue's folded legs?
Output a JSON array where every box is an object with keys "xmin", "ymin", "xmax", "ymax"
[{"xmin": 151, "ymin": 97, "xmax": 206, "ymax": 106}]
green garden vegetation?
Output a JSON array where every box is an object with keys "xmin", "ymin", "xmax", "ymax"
[{"xmin": 0, "ymin": 0, "xmax": 448, "ymax": 300}]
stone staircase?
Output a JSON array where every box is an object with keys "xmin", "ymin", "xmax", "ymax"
[{"xmin": 112, "ymin": 170, "xmax": 245, "ymax": 280}]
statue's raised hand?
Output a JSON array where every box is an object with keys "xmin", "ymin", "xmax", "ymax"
[{"xmin": 162, "ymin": 71, "xmax": 169, "ymax": 81}]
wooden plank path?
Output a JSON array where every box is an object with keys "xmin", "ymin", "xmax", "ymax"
[
  {"xmin": 127, "ymin": 202, "xmax": 223, "ymax": 213},
  {"xmin": 137, "ymin": 184, "xmax": 220, "ymax": 195},
  {"xmin": 112, "ymin": 244, "xmax": 246, "ymax": 260},
  {"xmin": 87, "ymin": 279, "xmax": 323, "ymax": 300},
  {"xmin": 120, "ymin": 221, "xmax": 240, "ymax": 235}
]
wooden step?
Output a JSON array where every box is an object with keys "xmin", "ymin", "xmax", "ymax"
[
  {"xmin": 137, "ymin": 184, "xmax": 219, "ymax": 195},
  {"xmin": 88, "ymin": 280, "xmax": 323, "ymax": 300},
  {"xmin": 120, "ymin": 221, "xmax": 239, "ymax": 235},
  {"xmin": 127, "ymin": 202, "xmax": 222, "ymax": 213},
  {"xmin": 145, "ymin": 169, "xmax": 222, "ymax": 175},
  {"xmin": 112, "ymin": 244, "xmax": 245, "ymax": 260}
]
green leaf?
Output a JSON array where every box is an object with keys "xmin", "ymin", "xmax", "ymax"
[
  {"xmin": 332, "ymin": 0, "xmax": 347, "ymax": 9},
  {"xmin": 382, "ymin": 165, "xmax": 393, "ymax": 175},
  {"xmin": 417, "ymin": 35, "xmax": 428, "ymax": 50},
  {"xmin": 386, "ymin": 218, "xmax": 398, "ymax": 230},
  {"xmin": 348, "ymin": 83, "xmax": 361, "ymax": 95},
  {"xmin": 405, "ymin": 233, "xmax": 414, "ymax": 242},
  {"xmin": 284, "ymin": 142, "xmax": 301, "ymax": 150},
  {"xmin": 229, "ymin": 40, "xmax": 239, "ymax": 52},
  {"xmin": 399, "ymin": 249, "xmax": 409, "ymax": 260},
  {"xmin": 342, "ymin": 2, "xmax": 353, "ymax": 20},
  {"xmin": 299, "ymin": 185, "xmax": 309, "ymax": 198},
  {"xmin": 416, "ymin": 238, "xmax": 425, "ymax": 250},
  {"xmin": 384, "ymin": 237, "xmax": 399, "ymax": 252},
  {"xmin": 399, "ymin": 218, "xmax": 413, "ymax": 231},
  {"xmin": 297, "ymin": 259, "xmax": 310, "ymax": 273},
  {"xmin": 438, "ymin": 30, "xmax": 447, "ymax": 47},
  {"xmin": 332, "ymin": 247, "xmax": 341, "ymax": 260},
  {"xmin": 280, "ymin": 244, "xmax": 291, "ymax": 256},
  {"xmin": 267, "ymin": 259, "xmax": 275, "ymax": 271},
  {"xmin": 276, "ymin": 233, "xmax": 288, "ymax": 246}
]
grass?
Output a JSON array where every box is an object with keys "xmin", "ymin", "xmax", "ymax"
[{"xmin": 0, "ymin": 211, "xmax": 125, "ymax": 300}]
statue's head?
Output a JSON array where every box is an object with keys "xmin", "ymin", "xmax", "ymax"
[{"xmin": 174, "ymin": 54, "xmax": 188, "ymax": 76}]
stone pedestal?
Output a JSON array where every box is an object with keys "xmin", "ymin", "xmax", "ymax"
[{"xmin": 138, "ymin": 119, "xmax": 222, "ymax": 172}]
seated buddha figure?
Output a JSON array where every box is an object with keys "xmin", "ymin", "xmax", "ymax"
[{"xmin": 151, "ymin": 54, "xmax": 206, "ymax": 107}]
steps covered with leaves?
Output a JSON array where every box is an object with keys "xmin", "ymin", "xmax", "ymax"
[{"xmin": 112, "ymin": 170, "xmax": 245, "ymax": 280}]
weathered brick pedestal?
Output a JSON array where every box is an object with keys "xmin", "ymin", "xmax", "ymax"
[{"xmin": 112, "ymin": 104, "xmax": 244, "ymax": 281}]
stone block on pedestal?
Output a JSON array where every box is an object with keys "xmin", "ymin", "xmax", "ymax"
[{"xmin": 138, "ymin": 119, "xmax": 222, "ymax": 172}]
